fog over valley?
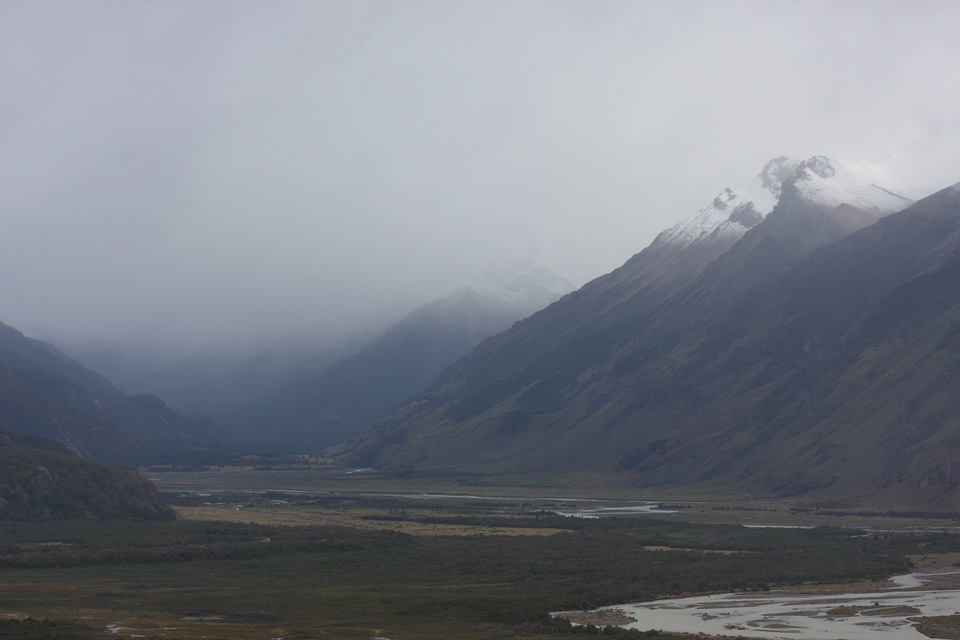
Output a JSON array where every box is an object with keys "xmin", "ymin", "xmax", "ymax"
[{"xmin": 3, "ymin": 0, "xmax": 960, "ymax": 380}]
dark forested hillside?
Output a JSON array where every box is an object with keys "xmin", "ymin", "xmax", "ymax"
[{"xmin": 0, "ymin": 426, "xmax": 174, "ymax": 520}]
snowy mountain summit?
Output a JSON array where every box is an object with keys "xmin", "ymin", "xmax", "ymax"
[
  {"xmin": 657, "ymin": 155, "xmax": 914, "ymax": 251},
  {"xmin": 452, "ymin": 261, "xmax": 575, "ymax": 314},
  {"xmin": 656, "ymin": 157, "xmax": 799, "ymax": 248}
]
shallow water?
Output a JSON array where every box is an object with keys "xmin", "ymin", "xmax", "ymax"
[
  {"xmin": 553, "ymin": 502, "xmax": 676, "ymax": 518},
  {"xmin": 570, "ymin": 571, "xmax": 960, "ymax": 639}
]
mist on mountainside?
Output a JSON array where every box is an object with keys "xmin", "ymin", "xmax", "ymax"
[{"xmin": 105, "ymin": 262, "xmax": 576, "ymax": 453}]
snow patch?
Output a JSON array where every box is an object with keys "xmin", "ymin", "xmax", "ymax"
[{"xmin": 789, "ymin": 155, "xmax": 912, "ymax": 213}]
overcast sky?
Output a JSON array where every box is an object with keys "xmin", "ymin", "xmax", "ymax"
[{"xmin": 2, "ymin": 0, "xmax": 960, "ymax": 361}]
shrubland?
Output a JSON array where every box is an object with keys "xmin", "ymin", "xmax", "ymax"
[{"xmin": 0, "ymin": 505, "xmax": 948, "ymax": 639}]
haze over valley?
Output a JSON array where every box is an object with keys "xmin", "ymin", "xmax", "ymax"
[{"xmin": 4, "ymin": 1, "xmax": 960, "ymax": 366}]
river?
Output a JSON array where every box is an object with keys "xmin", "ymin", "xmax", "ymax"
[{"xmin": 560, "ymin": 570, "xmax": 960, "ymax": 639}]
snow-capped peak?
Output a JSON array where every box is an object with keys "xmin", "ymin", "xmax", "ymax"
[
  {"xmin": 656, "ymin": 156, "xmax": 800, "ymax": 248},
  {"xmin": 657, "ymin": 155, "xmax": 914, "ymax": 251}
]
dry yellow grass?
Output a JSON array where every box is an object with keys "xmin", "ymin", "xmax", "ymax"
[
  {"xmin": 642, "ymin": 545, "xmax": 741, "ymax": 555},
  {"xmin": 174, "ymin": 504, "xmax": 564, "ymax": 536}
]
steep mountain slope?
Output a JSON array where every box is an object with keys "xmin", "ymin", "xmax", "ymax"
[
  {"xmin": 649, "ymin": 183, "xmax": 960, "ymax": 502},
  {"xmin": 0, "ymin": 322, "xmax": 125, "ymax": 400},
  {"xmin": 0, "ymin": 321, "xmax": 208, "ymax": 465},
  {"xmin": 333, "ymin": 163, "xmax": 960, "ymax": 506}
]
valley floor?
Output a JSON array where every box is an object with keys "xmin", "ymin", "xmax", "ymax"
[
  {"xmin": 150, "ymin": 467, "xmax": 960, "ymax": 532},
  {"xmin": 3, "ymin": 468, "xmax": 960, "ymax": 640}
]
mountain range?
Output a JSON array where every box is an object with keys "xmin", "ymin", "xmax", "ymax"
[
  {"xmin": 3, "ymin": 139, "xmax": 960, "ymax": 510},
  {"xmin": 0, "ymin": 257, "xmax": 572, "ymax": 462},
  {"xmin": 332, "ymin": 155, "xmax": 960, "ymax": 507}
]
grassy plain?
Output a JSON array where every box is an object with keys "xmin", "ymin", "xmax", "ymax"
[
  {"xmin": 2, "ymin": 469, "xmax": 960, "ymax": 640},
  {"xmin": 152, "ymin": 467, "xmax": 960, "ymax": 530}
]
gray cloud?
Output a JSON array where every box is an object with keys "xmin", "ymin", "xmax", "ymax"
[{"xmin": 2, "ymin": 0, "xmax": 959, "ymax": 357}]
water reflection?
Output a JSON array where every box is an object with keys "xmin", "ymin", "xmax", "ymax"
[{"xmin": 553, "ymin": 502, "xmax": 677, "ymax": 518}]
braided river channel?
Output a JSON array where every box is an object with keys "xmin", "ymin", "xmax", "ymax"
[{"xmin": 559, "ymin": 570, "xmax": 960, "ymax": 639}]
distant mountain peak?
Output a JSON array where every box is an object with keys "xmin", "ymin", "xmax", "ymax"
[{"xmin": 454, "ymin": 261, "xmax": 575, "ymax": 309}]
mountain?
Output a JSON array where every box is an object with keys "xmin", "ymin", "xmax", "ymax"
[
  {"xmin": 228, "ymin": 264, "xmax": 573, "ymax": 452},
  {"xmin": 0, "ymin": 321, "xmax": 209, "ymax": 465},
  {"xmin": 332, "ymin": 158, "xmax": 960, "ymax": 507},
  {"xmin": 0, "ymin": 425, "xmax": 174, "ymax": 520},
  {"xmin": 649, "ymin": 183, "xmax": 960, "ymax": 502},
  {"xmin": 132, "ymin": 263, "xmax": 574, "ymax": 453},
  {"xmin": 0, "ymin": 321, "xmax": 126, "ymax": 401}
]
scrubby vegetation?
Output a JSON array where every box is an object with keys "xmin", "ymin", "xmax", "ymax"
[
  {"xmin": 0, "ymin": 430, "xmax": 175, "ymax": 521},
  {"xmin": 0, "ymin": 618, "xmax": 99, "ymax": 639},
  {"xmin": 0, "ymin": 511, "xmax": 949, "ymax": 639}
]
